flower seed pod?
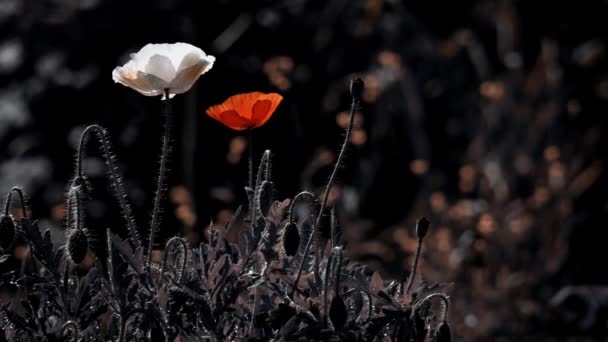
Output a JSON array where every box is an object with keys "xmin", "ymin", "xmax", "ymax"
[
  {"xmin": 436, "ymin": 321, "xmax": 451, "ymax": 342},
  {"xmin": 0, "ymin": 215, "xmax": 16, "ymax": 250},
  {"xmin": 282, "ymin": 222, "xmax": 300, "ymax": 257},
  {"xmin": 329, "ymin": 294, "xmax": 347, "ymax": 330},
  {"xmin": 416, "ymin": 216, "xmax": 430, "ymax": 240},
  {"xmin": 67, "ymin": 228, "xmax": 88, "ymax": 264},
  {"xmin": 350, "ymin": 77, "xmax": 364, "ymax": 102}
]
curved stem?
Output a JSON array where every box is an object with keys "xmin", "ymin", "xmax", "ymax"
[
  {"xmin": 160, "ymin": 237, "xmax": 188, "ymax": 283},
  {"xmin": 61, "ymin": 320, "xmax": 79, "ymax": 340},
  {"xmin": 402, "ymin": 238, "xmax": 422, "ymax": 296},
  {"xmin": 76, "ymin": 124, "xmax": 140, "ymax": 250},
  {"xmin": 287, "ymin": 191, "xmax": 316, "ymax": 224},
  {"xmin": 413, "ymin": 293, "xmax": 450, "ymax": 322},
  {"xmin": 4, "ymin": 186, "xmax": 27, "ymax": 218},
  {"xmin": 148, "ymin": 90, "xmax": 172, "ymax": 268},
  {"xmin": 288, "ymin": 192, "xmax": 318, "ymax": 298}
]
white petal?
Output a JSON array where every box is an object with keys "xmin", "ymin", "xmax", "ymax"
[
  {"xmin": 144, "ymin": 54, "xmax": 176, "ymax": 83},
  {"xmin": 169, "ymin": 54, "xmax": 215, "ymax": 95},
  {"xmin": 113, "ymin": 42, "xmax": 214, "ymax": 97},
  {"xmin": 112, "ymin": 67, "xmax": 164, "ymax": 97}
]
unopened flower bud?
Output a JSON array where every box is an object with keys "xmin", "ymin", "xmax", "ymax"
[
  {"xmin": 416, "ymin": 216, "xmax": 430, "ymax": 240},
  {"xmin": 67, "ymin": 228, "xmax": 88, "ymax": 264},
  {"xmin": 350, "ymin": 77, "xmax": 364, "ymax": 101}
]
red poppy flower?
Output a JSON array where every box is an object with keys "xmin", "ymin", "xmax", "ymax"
[{"xmin": 206, "ymin": 92, "xmax": 283, "ymax": 130}]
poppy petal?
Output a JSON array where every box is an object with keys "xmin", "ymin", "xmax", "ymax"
[
  {"xmin": 226, "ymin": 92, "xmax": 264, "ymax": 120},
  {"xmin": 251, "ymin": 93, "xmax": 283, "ymax": 128},
  {"xmin": 206, "ymin": 106, "xmax": 252, "ymax": 131},
  {"xmin": 219, "ymin": 110, "xmax": 253, "ymax": 130}
]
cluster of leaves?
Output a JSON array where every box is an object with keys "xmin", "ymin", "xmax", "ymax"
[
  {"xmin": 0, "ymin": 159, "xmax": 450, "ymax": 342},
  {"xmin": 0, "ymin": 171, "xmax": 450, "ymax": 341},
  {"xmin": 0, "ymin": 87, "xmax": 450, "ymax": 342}
]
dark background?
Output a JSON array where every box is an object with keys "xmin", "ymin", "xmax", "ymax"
[{"xmin": 1, "ymin": 0, "xmax": 608, "ymax": 340}]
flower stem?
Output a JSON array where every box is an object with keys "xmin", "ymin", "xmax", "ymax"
[
  {"xmin": 315, "ymin": 98, "xmax": 356, "ymax": 229},
  {"xmin": 413, "ymin": 293, "xmax": 450, "ymax": 322},
  {"xmin": 402, "ymin": 237, "xmax": 422, "ymax": 296},
  {"xmin": 77, "ymin": 125, "xmax": 140, "ymax": 250},
  {"xmin": 248, "ymin": 128, "xmax": 254, "ymax": 190},
  {"xmin": 148, "ymin": 90, "xmax": 172, "ymax": 268},
  {"xmin": 290, "ymin": 97, "xmax": 358, "ymax": 299}
]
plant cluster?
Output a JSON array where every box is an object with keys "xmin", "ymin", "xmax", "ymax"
[{"xmin": 0, "ymin": 43, "xmax": 450, "ymax": 342}]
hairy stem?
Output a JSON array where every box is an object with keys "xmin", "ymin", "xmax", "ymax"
[
  {"xmin": 290, "ymin": 97, "xmax": 358, "ymax": 299},
  {"xmin": 316, "ymin": 98, "xmax": 357, "ymax": 230},
  {"xmin": 77, "ymin": 124, "xmax": 140, "ymax": 250},
  {"xmin": 288, "ymin": 191, "xmax": 317, "ymax": 298},
  {"xmin": 148, "ymin": 90, "xmax": 172, "ymax": 268},
  {"xmin": 160, "ymin": 237, "xmax": 188, "ymax": 283},
  {"xmin": 414, "ymin": 293, "xmax": 450, "ymax": 322}
]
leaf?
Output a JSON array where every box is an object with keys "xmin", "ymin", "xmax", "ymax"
[
  {"xmin": 369, "ymin": 272, "xmax": 384, "ymax": 294},
  {"xmin": 280, "ymin": 315, "xmax": 301, "ymax": 339},
  {"xmin": 110, "ymin": 234, "xmax": 143, "ymax": 275},
  {"xmin": 209, "ymin": 254, "xmax": 229, "ymax": 291}
]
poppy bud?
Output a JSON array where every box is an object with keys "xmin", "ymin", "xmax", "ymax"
[
  {"xmin": 416, "ymin": 216, "xmax": 430, "ymax": 240},
  {"xmin": 282, "ymin": 222, "xmax": 300, "ymax": 256},
  {"xmin": 350, "ymin": 77, "xmax": 364, "ymax": 101},
  {"xmin": 329, "ymin": 294, "xmax": 347, "ymax": 330},
  {"xmin": 0, "ymin": 215, "xmax": 15, "ymax": 250},
  {"xmin": 67, "ymin": 228, "xmax": 88, "ymax": 264},
  {"xmin": 436, "ymin": 321, "xmax": 451, "ymax": 342}
]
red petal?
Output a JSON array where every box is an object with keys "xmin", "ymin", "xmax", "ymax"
[{"xmin": 251, "ymin": 93, "xmax": 283, "ymax": 128}]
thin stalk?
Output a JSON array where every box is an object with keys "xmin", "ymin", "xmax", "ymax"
[
  {"xmin": 322, "ymin": 250, "xmax": 336, "ymax": 328},
  {"xmin": 248, "ymin": 128, "xmax": 254, "ymax": 190},
  {"xmin": 402, "ymin": 238, "xmax": 423, "ymax": 295},
  {"xmin": 248, "ymin": 287, "xmax": 259, "ymax": 336},
  {"xmin": 316, "ymin": 97, "xmax": 357, "ymax": 229},
  {"xmin": 148, "ymin": 89, "xmax": 172, "ymax": 268},
  {"xmin": 77, "ymin": 124, "xmax": 140, "ymax": 250},
  {"xmin": 287, "ymin": 191, "xmax": 316, "ymax": 224},
  {"xmin": 291, "ymin": 97, "xmax": 358, "ymax": 298},
  {"xmin": 330, "ymin": 207, "xmax": 336, "ymax": 248},
  {"xmin": 4, "ymin": 186, "xmax": 27, "ymax": 218},
  {"xmin": 159, "ymin": 237, "xmax": 188, "ymax": 283},
  {"xmin": 413, "ymin": 293, "xmax": 450, "ymax": 322}
]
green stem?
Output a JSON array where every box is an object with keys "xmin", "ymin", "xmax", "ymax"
[
  {"xmin": 290, "ymin": 98, "xmax": 357, "ymax": 299},
  {"xmin": 148, "ymin": 89, "xmax": 172, "ymax": 268}
]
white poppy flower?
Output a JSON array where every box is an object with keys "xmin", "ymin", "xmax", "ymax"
[{"xmin": 112, "ymin": 42, "xmax": 215, "ymax": 99}]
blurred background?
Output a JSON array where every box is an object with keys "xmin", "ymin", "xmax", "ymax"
[{"xmin": 1, "ymin": 0, "xmax": 608, "ymax": 340}]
